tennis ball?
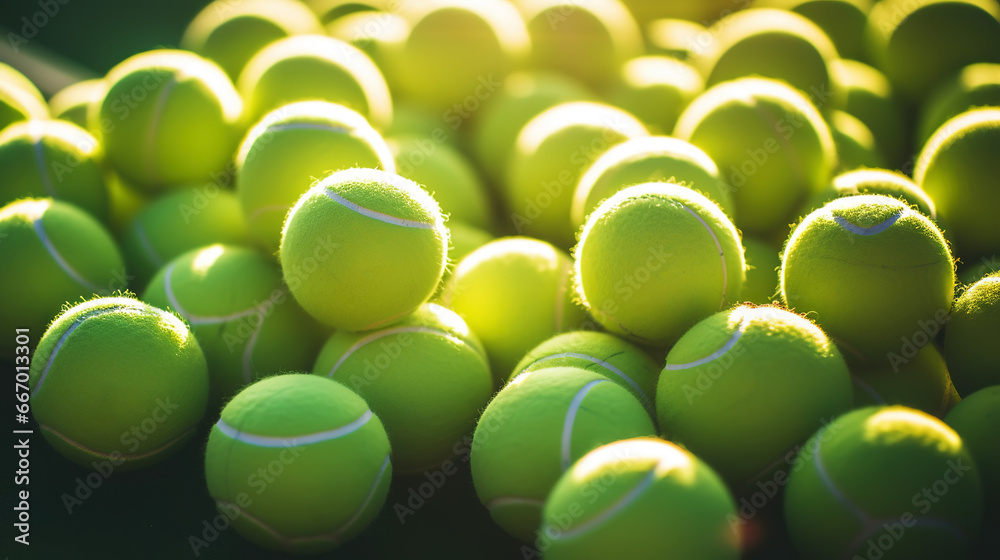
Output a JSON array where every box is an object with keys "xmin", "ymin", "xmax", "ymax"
[
  {"xmin": 658, "ymin": 305, "xmax": 852, "ymax": 485},
  {"xmin": 49, "ymin": 79, "xmax": 107, "ymax": 129},
  {"xmin": 0, "ymin": 119, "xmax": 110, "ymax": 222},
  {"xmin": 945, "ymin": 272, "xmax": 1000, "ymax": 395},
  {"xmin": 29, "ymin": 296, "xmax": 208, "ymax": 470},
  {"xmin": 572, "ymin": 135, "xmax": 735, "ymax": 228},
  {"xmin": 957, "ymin": 257, "xmax": 1000, "ymax": 287},
  {"xmin": 238, "ymin": 35, "xmax": 392, "ymax": 129},
  {"xmin": 574, "ymin": 183, "xmax": 745, "ymax": 347},
  {"xmin": 805, "ymin": 168, "xmax": 937, "ymax": 221},
  {"xmin": 0, "ymin": 199, "xmax": 125, "ymax": 354},
  {"xmin": 517, "ymin": 0, "xmax": 643, "ymax": 92},
  {"xmin": 853, "ymin": 344, "xmax": 956, "ymax": 418},
  {"xmin": 105, "ymin": 172, "xmax": 150, "ymax": 236},
  {"xmin": 204, "ymin": 373, "xmax": 391, "ymax": 553},
  {"xmin": 280, "ymin": 168, "xmax": 448, "ymax": 331},
  {"xmin": 325, "ymin": 9, "xmax": 404, "ymax": 68},
  {"xmin": 781, "ymin": 195, "xmax": 955, "ymax": 364},
  {"xmin": 785, "ymin": 406, "xmax": 984, "ymax": 560},
  {"xmin": 309, "ymin": 0, "xmax": 385, "ymax": 24},
  {"xmin": 830, "ymin": 59, "xmax": 906, "ymax": 165},
  {"xmin": 619, "ymin": 0, "xmax": 739, "ymax": 25},
  {"xmin": 538, "ymin": 437, "xmax": 739, "ymax": 560},
  {"xmin": 756, "ymin": 0, "xmax": 873, "ymax": 62},
  {"xmin": 945, "ymin": 385, "xmax": 1000, "ymax": 510},
  {"xmin": 741, "ymin": 237, "xmax": 781, "ymax": 305},
  {"xmin": 236, "ymin": 100, "xmax": 395, "ymax": 255},
  {"xmin": 609, "ymin": 56, "xmax": 704, "ymax": 134},
  {"xmin": 674, "ymin": 78, "xmax": 837, "ymax": 235},
  {"xmin": 646, "ymin": 18, "xmax": 707, "ymax": 61},
  {"xmin": 312, "ymin": 302, "xmax": 492, "ymax": 473},
  {"xmin": 96, "ymin": 50, "xmax": 242, "ymax": 192},
  {"xmin": 0, "ymin": 62, "xmax": 47, "ymax": 131},
  {"xmin": 511, "ymin": 330, "xmax": 659, "ymax": 412},
  {"xmin": 507, "ymin": 101, "xmax": 648, "ymax": 247},
  {"xmin": 441, "ymin": 237, "xmax": 589, "ymax": 378},
  {"xmin": 917, "ymin": 63, "xmax": 1000, "ymax": 147},
  {"xmin": 915, "ymin": 108, "xmax": 1000, "ymax": 259},
  {"xmin": 383, "ymin": 102, "xmax": 458, "ymax": 145},
  {"xmin": 181, "ymin": 0, "xmax": 322, "ymax": 81},
  {"xmin": 829, "ymin": 110, "xmax": 884, "ymax": 171},
  {"xmin": 471, "ymin": 367, "xmax": 656, "ymax": 542}
]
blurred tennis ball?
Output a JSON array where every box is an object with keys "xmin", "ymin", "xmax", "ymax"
[
  {"xmin": 830, "ymin": 59, "xmax": 907, "ymax": 165},
  {"xmin": 852, "ymin": 343, "xmax": 956, "ymax": 418},
  {"xmin": 917, "ymin": 62, "xmax": 1000, "ymax": 147},
  {"xmin": 0, "ymin": 62, "xmax": 47, "ymax": 131},
  {"xmin": 645, "ymin": 18, "xmax": 707, "ymax": 61},
  {"xmin": 829, "ymin": 110, "xmax": 885, "ymax": 171},
  {"xmin": 609, "ymin": 56, "xmax": 704, "ymax": 134},
  {"xmin": 755, "ymin": 0, "xmax": 873, "ymax": 62},
  {"xmin": 48, "ymin": 79, "xmax": 107, "ymax": 129}
]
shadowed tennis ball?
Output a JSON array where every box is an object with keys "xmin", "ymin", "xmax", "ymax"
[
  {"xmin": 853, "ymin": 344, "xmax": 956, "ymax": 418},
  {"xmin": 49, "ymin": 79, "xmax": 107, "ymax": 129},
  {"xmin": 511, "ymin": 331, "xmax": 659, "ymax": 412},
  {"xmin": 945, "ymin": 385, "xmax": 1000, "ymax": 510},
  {"xmin": 471, "ymin": 367, "xmax": 656, "ymax": 542},
  {"xmin": 574, "ymin": 183, "xmax": 745, "ymax": 347},
  {"xmin": 805, "ymin": 168, "xmax": 937, "ymax": 221},
  {"xmin": 238, "ymin": 35, "xmax": 392, "ymax": 129},
  {"xmin": 609, "ymin": 56, "xmax": 704, "ymax": 134},
  {"xmin": 945, "ymin": 272, "xmax": 1000, "ymax": 395},
  {"xmin": 0, "ymin": 62, "xmax": 47, "ymax": 131},
  {"xmin": 105, "ymin": 172, "xmax": 150, "ymax": 236},
  {"xmin": 236, "ymin": 100, "xmax": 395, "ymax": 255},
  {"xmin": 646, "ymin": 19, "xmax": 706, "ymax": 61},
  {"xmin": 308, "ymin": 0, "xmax": 385, "ymax": 24},
  {"xmin": 280, "ymin": 168, "xmax": 448, "ymax": 331},
  {"xmin": 441, "ymin": 237, "xmax": 588, "ymax": 379},
  {"xmin": 205, "ymin": 373, "xmax": 392, "ymax": 554},
  {"xmin": 780, "ymin": 195, "xmax": 955, "ymax": 365},
  {"xmin": 866, "ymin": 0, "xmax": 1000, "ymax": 102},
  {"xmin": 741, "ymin": 237, "xmax": 781, "ymax": 305},
  {"xmin": 0, "ymin": 199, "xmax": 125, "ymax": 355},
  {"xmin": 829, "ymin": 110, "xmax": 884, "ymax": 171},
  {"xmin": 785, "ymin": 406, "xmax": 984, "ymax": 560},
  {"xmin": 538, "ymin": 437, "xmax": 739, "ymax": 560},
  {"xmin": 918, "ymin": 63, "xmax": 1000, "ymax": 147},
  {"xmin": 572, "ymin": 136, "xmax": 734, "ymax": 228},
  {"xmin": 0, "ymin": 120, "xmax": 110, "ymax": 222},
  {"xmin": 916, "ymin": 108, "xmax": 1000, "ymax": 259},
  {"xmin": 181, "ymin": 0, "xmax": 322, "ymax": 81},
  {"xmin": 674, "ymin": 78, "xmax": 836, "ymax": 235},
  {"xmin": 830, "ymin": 59, "xmax": 906, "ymax": 166},
  {"xmin": 619, "ymin": 0, "xmax": 741, "ymax": 24},
  {"xmin": 96, "ymin": 50, "xmax": 242, "ymax": 192},
  {"xmin": 29, "ymin": 296, "xmax": 208, "ymax": 470},
  {"xmin": 312, "ymin": 303, "xmax": 492, "ymax": 473},
  {"xmin": 957, "ymin": 257, "xmax": 1000, "ymax": 287},
  {"xmin": 517, "ymin": 0, "xmax": 643, "ymax": 92},
  {"xmin": 756, "ymin": 0, "xmax": 873, "ymax": 62},
  {"xmin": 506, "ymin": 101, "xmax": 648, "ymax": 247}
]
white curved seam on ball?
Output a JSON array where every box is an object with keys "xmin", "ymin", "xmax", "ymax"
[
  {"xmin": 680, "ymin": 203, "xmax": 728, "ymax": 310},
  {"xmin": 664, "ymin": 315, "xmax": 750, "ymax": 370},
  {"xmin": 562, "ymin": 380, "xmax": 607, "ymax": 470},
  {"xmin": 33, "ymin": 218, "xmax": 103, "ymax": 292},
  {"xmin": 145, "ymin": 76, "xmax": 177, "ymax": 184},
  {"xmin": 839, "ymin": 516, "xmax": 968, "ymax": 560},
  {"xmin": 833, "ymin": 210, "xmax": 904, "ymax": 236},
  {"xmin": 215, "ymin": 410, "xmax": 373, "ymax": 447},
  {"xmin": 485, "ymin": 497, "xmax": 546, "ymax": 510},
  {"xmin": 554, "ymin": 261, "xmax": 571, "ymax": 332},
  {"xmin": 248, "ymin": 203, "xmax": 290, "ymax": 223},
  {"xmin": 42, "ymin": 422, "xmax": 193, "ymax": 460},
  {"xmin": 530, "ymin": 353, "xmax": 651, "ymax": 409},
  {"xmin": 323, "ymin": 326, "xmax": 463, "ymax": 377},
  {"xmin": 327, "ymin": 454, "xmax": 391, "ymax": 542},
  {"xmin": 32, "ymin": 132, "xmax": 57, "ymax": 197},
  {"xmin": 850, "ymin": 375, "xmax": 885, "ymax": 404},
  {"xmin": 322, "ymin": 189, "xmax": 435, "ymax": 229},
  {"xmin": 265, "ymin": 122, "xmax": 351, "ymax": 135},
  {"xmin": 164, "ymin": 264, "xmax": 275, "ymax": 325},
  {"xmin": 134, "ymin": 221, "xmax": 164, "ymax": 267},
  {"xmin": 812, "ymin": 427, "xmax": 870, "ymax": 525},
  {"xmin": 548, "ymin": 469, "xmax": 657, "ymax": 540}
]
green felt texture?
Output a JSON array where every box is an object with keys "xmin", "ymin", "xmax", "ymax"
[
  {"xmin": 946, "ymin": 385, "xmax": 1000, "ymax": 510},
  {"xmin": 945, "ymin": 272, "xmax": 1000, "ymax": 395},
  {"xmin": 805, "ymin": 168, "xmax": 937, "ymax": 222},
  {"xmin": 853, "ymin": 344, "xmax": 956, "ymax": 418}
]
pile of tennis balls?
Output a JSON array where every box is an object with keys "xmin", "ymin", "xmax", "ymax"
[{"xmin": 4, "ymin": 0, "xmax": 1000, "ymax": 557}]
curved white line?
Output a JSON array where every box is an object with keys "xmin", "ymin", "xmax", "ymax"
[
  {"xmin": 330, "ymin": 454, "xmax": 391, "ymax": 540},
  {"xmin": 323, "ymin": 326, "xmax": 474, "ymax": 377},
  {"xmin": 163, "ymin": 264, "xmax": 272, "ymax": 326},
  {"xmin": 528, "ymin": 353, "xmax": 651, "ymax": 409},
  {"xmin": 548, "ymin": 469, "xmax": 657, "ymax": 540},
  {"xmin": 812, "ymin": 427, "xmax": 871, "ymax": 522},
  {"xmin": 215, "ymin": 410, "xmax": 373, "ymax": 447},
  {"xmin": 681, "ymin": 203, "xmax": 728, "ymax": 310},
  {"xmin": 486, "ymin": 496, "xmax": 546, "ymax": 510},
  {"xmin": 562, "ymin": 380, "xmax": 607, "ymax": 470},
  {"xmin": 833, "ymin": 210, "xmax": 903, "ymax": 236},
  {"xmin": 323, "ymin": 189, "xmax": 434, "ymax": 229},
  {"xmin": 34, "ymin": 218, "xmax": 102, "ymax": 292},
  {"xmin": 664, "ymin": 315, "xmax": 750, "ymax": 370}
]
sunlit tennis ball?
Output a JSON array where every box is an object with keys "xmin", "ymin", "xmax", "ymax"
[
  {"xmin": 852, "ymin": 343, "xmax": 956, "ymax": 418},
  {"xmin": 646, "ymin": 18, "xmax": 707, "ymax": 61},
  {"xmin": 828, "ymin": 110, "xmax": 885, "ymax": 171},
  {"xmin": 49, "ymin": 79, "xmax": 107, "ymax": 129},
  {"xmin": 917, "ymin": 62, "xmax": 1000, "ymax": 147},
  {"xmin": 0, "ymin": 61, "xmax": 47, "ymax": 131},
  {"xmin": 756, "ymin": 0, "xmax": 874, "ymax": 62},
  {"xmin": 830, "ymin": 59, "xmax": 907, "ymax": 165},
  {"xmin": 609, "ymin": 56, "xmax": 704, "ymax": 134},
  {"xmin": 805, "ymin": 168, "xmax": 937, "ymax": 221},
  {"xmin": 325, "ymin": 9, "xmax": 404, "ymax": 68}
]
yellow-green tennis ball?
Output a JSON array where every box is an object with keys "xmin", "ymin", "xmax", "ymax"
[
  {"xmin": 0, "ymin": 199, "xmax": 124, "ymax": 354},
  {"xmin": 441, "ymin": 237, "xmax": 589, "ymax": 379},
  {"xmin": 609, "ymin": 56, "xmax": 704, "ymax": 135},
  {"xmin": 853, "ymin": 343, "xmax": 956, "ymax": 418},
  {"xmin": 785, "ymin": 406, "xmax": 984, "ymax": 560},
  {"xmin": 204, "ymin": 373, "xmax": 391, "ymax": 554},
  {"xmin": 507, "ymin": 101, "xmax": 648, "ymax": 248},
  {"xmin": 471, "ymin": 367, "xmax": 656, "ymax": 542},
  {"xmin": 0, "ymin": 62, "xmax": 47, "ymax": 131},
  {"xmin": 646, "ymin": 18, "xmax": 707, "ymax": 61},
  {"xmin": 236, "ymin": 100, "xmax": 395, "ymax": 255},
  {"xmin": 383, "ymin": 102, "xmax": 460, "ymax": 145},
  {"xmin": 756, "ymin": 0, "xmax": 873, "ymax": 62},
  {"xmin": 0, "ymin": 120, "xmax": 110, "ymax": 222},
  {"xmin": 312, "ymin": 302, "xmax": 492, "ymax": 473},
  {"xmin": 957, "ymin": 256, "xmax": 1000, "ymax": 287},
  {"xmin": 325, "ymin": 9, "xmax": 404, "ymax": 68},
  {"xmin": 181, "ymin": 0, "xmax": 322, "ymax": 81},
  {"xmin": 829, "ymin": 110, "xmax": 885, "ymax": 171},
  {"xmin": 805, "ymin": 168, "xmax": 938, "ymax": 222},
  {"xmin": 945, "ymin": 385, "xmax": 1000, "ymax": 511},
  {"xmin": 574, "ymin": 183, "xmax": 745, "ymax": 347},
  {"xmin": 538, "ymin": 437, "xmax": 740, "ymax": 560},
  {"xmin": 915, "ymin": 108, "xmax": 1000, "ymax": 259},
  {"xmin": 29, "ymin": 296, "xmax": 208, "ymax": 470},
  {"xmin": 97, "ymin": 50, "xmax": 242, "ymax": 192},
  {"xmin": 309, "ymin": 0, "xmax": 385, "ymax": 24},
  {"xmin": 619, "ymin": 0, "xmax": 740, "ymax": 24},
  {"xmin": 280, "ymin": 168, "xmax": 448, "ymax": 331},
  {"xmin": 105, "ymin": 172, "xmax": 150, "ymax": 236},
  {"xmin": 658, "ymin": 305, "xmax": 852, "ymax": 485},
  {"xmin": 49, "ymin": 79, "xmax": 107, "ymax": 129},
  {"xmin": 830, "ymin": 59, "xmax": 906, "ymax": 165},
  {"xmin": 866, "ymin": 0, "xmax": 1000, "ymax": 102},
  {"xmin": 741, "ymin": 237, "xmax": 781, "ymax": 305},
  {"xmin": 572, "ymin": 135, "xmax": 734, "ymax": 228},
  {"xmin": 511, "ymin": 330, "xmax": 659, "ymax": 412},
  {"xmin": 238, "ymin": 35, "xmax": 392, "ymax": 129},
  {"xmin": 917, "ymin": 63, "xmax": 1000, "ymax": 147},
  {"xmin": 945, "ymin": 272, "xmax": 1000, "ymax": 395},
  {"xmin": 781, "ymin": 195, "xmax": 955, "ymax": 365},
  {"xmin": 675, "ymin": 78, "xmax": 837, "ymax": 235}
]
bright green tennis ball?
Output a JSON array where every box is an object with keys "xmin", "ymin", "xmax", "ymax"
[
  {"xmin": 780, "ymin": 195, "xmax": 955, "ymax": 364},
  {"xmin": 29, "ymin": 296, "xmax": 208, "ymax": 470},
  {"xmin": 756, "ymin": 0, "xmax": 873, "ymax": 62},
  {"xmin": 507, "ymin": 101, "xmax": 648, "ymax": 247},
  {"xmin": 236, "ymin": 100, "xmax": 395, "ymax": 255},
  {"xmin": 280, "ymin": 168, "xmax": 448, "ymax": 331},
  {"xmin": 574, "ymin": 183, "xmax": 745, "ymax": 347},
  {"xmin": 572, "ymin": 135, "xmax": 734, "ymax": 228},
  {"xmin": 471, "ymin": 366, "xmax": 656, "ymax": 542},
  {"xmin": 917, "ymin": 63, "xmax": 1000, "ymax": 147},
  {"xmin": 805, "ymin": 168, "xmax": 938, "ymax": 221},
  {"xmin": 829, "ymin": 110, "xmax": 884, "ymax": 171},
  {"xmin": 945, "ymin": 272, "xmax": 1000, "ymax": 395},
  {"xmin": 441, "ymin": 237, "xmax": 589, "ymax": 378},
  {"xmin": 96, "ymin": 50, "xmax": 242, "ymax": 192},
  {"xmin": 674, "ymin": 77, "xmax": 837, "ymax": 236},
  {"xmin": 312, "ymin": 302, "xmax": 492, "ymax": 473},
  {"xmin": 49, "ymin": 79, "xmax": 107, "ymax": 129},
  {"xmin": 204, "ymin": 373, "xmax": 392, "ymax": 554},
  {"xmin": 830, "ymin": 59, "xmax": 906, "ymax": 166},
  {"xmin": 511, "ymin": 330, "xmax": 659, "ymax": 412},
  {"xmin": 646, "ymin": 18, "xmax": 707, "ymax": 61},
  {"xmin": 0, "ymin": 199, "xmax": 124, "ymax": 355},
  {"xmin": 181, "ymin": 0, "xmax": 322, "ymax": 81},
  {"xmin": 658, "ymin": 304, "xmax": 852, "ymax": 485},
  {"xmin": 740, "ymin": 237, "xmax": 781, "ymax": 305},
  {"xmin": 785, "ymin": 406, "xmax": 984, "ymax": 560},
  {"xmin": 238, "ymin": 35, "xmax": 392, "ymax": 129},
  {"xmin": 915, "ymin": 108, "xmax": 1000, "ymax": 259},
  {"xmin": 609, "ymin": 56, "xmax": 704, "ymax": 135},
  {"xmin": 0, "ymin": 119, "xmax": 110, "ymax": 222},
  {"xmin": 0, "ymin": 62, "xmax": 47, "ymax": 131},
  {"xmin": 945, "ymin": 385, "xmax": 1000, "ymax": 511},
  {"xmin": 538, "ymin": 437, "xmax": 739, "ymax": 560},
  {"xmin": 852, "ymin": 343, "xmax": 956, "ymax": 418}
]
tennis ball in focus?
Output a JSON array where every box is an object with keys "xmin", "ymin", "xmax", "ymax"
[
  {"xmin": 852, "ymin": 343, "xmax": 956, "ymax": 418},
  {"xmin": 0, "ymin": 62, "xmax": 47, "ymax": 131},
  {"xmin": 944, "ymin": 272, "xmax": 1000, "ymax": 395}
]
